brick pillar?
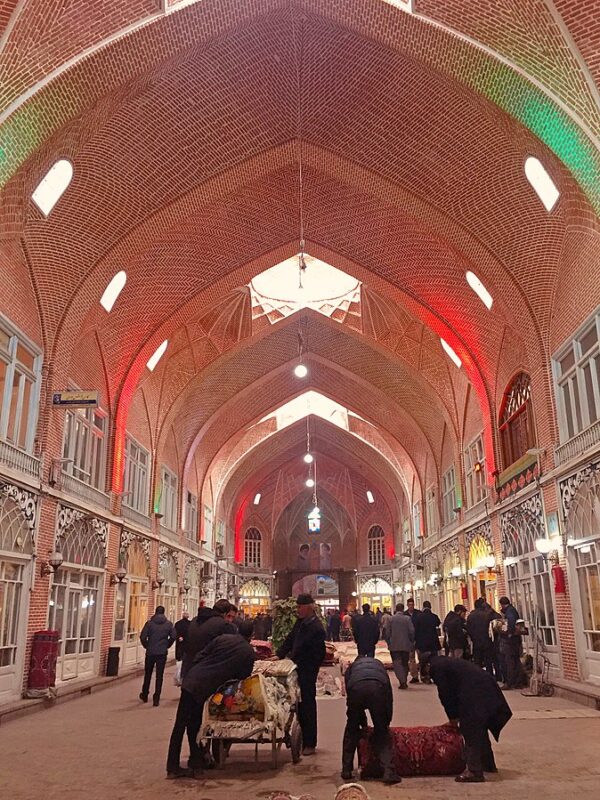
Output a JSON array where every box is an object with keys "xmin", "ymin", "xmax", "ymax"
[{"xmin": 98, "ymin": 521, "xmax": 121, "ymax": 676}]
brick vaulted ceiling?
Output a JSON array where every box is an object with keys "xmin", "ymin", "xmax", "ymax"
[{"xmin": 1, "ymin": 0, "xmax": 600, "ymax": 508}]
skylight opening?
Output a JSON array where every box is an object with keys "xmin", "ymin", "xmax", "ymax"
[
  {"xmin": 253, "ymin": 493, "xmax": 261, "ymax": 506},
  {"xmin": 366, "ymin": 490, "xmax": 375, "ymax": 504},
  {"xmin": 146, "ymin": 340, "xmax": 168, "ymax": 371},
  {"xmin": 31, "ymin": 159, "xmax": 73, "ymax": 216},
  {"xmin": 524, "ymin": 156, "xmax": 559, "ymax": 212},
  {"xmin": 100, "ymin": 271, "xmax": 127, "ymax": 312},
  {"xmin": 440, "ymin": 338, "xmax": 462, "ymax": 368},
  {"xmin": 465, "ymin": 271, "xmax": 493, "ymax": 310}
]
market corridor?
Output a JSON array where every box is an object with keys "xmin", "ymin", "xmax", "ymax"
[{"xmin": 1, "ymin": 667, "xmax": 599, "ymax": 800}]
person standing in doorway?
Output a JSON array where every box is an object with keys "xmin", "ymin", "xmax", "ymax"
[
  {"xmin": 341, "ymin": 656, "xmax": 400, "ymax": 785},
  {"xmin": 174, "ymin": 611, "xmax": 190, "ymax": 663},
  {"xmin": 385, "ymin": 602, "xmax": 415, "ymax": 689},
  {"xmin": 330, "ymin": 608, "xmax": 342, "ymax": 642},
  {"xmin": 139, "ymin": 605, "xmax": 176, "ymax": 706},
  {"xmin": 413, "ymin": 600, "xmax": 441, "ymax": 683},
  {"xmin": 275, "ymin": 593, "xmax": 326, "ymax": 755},
  {"xmin": 404, "ymin": 598, "xmax": 421, "ymax": 683},
  {"xmin": 499, "ymin": 596, "xmax": 524, "ymax": 689}
]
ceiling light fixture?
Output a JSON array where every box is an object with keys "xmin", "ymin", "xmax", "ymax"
[
  {"xmin": 305, "ymin": 478, "xmax": 315, "ymax": 488},
  {"xmin": 303, "ymin": 452, "xmax": 313, "ymax": 464},
  {"xmin": 440, "ymin": 338, "xmax": 462, "ymax": 368},
  {"xmin": 366, "ymin": 490, "xmax": 375, "ymax": 504},
  {"xmin": 294, "ymin": 363, "xmax": 308, "ymax": 378}
]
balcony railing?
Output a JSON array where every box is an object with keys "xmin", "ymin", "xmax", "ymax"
[
  {"xmin": 463, "ymin": 496, "xmax": 489, "ymax": 523},
  {"xmin": 0, "ymin": 439, "xmax": 41, "ymax": 479},
  {"xmin": 555, "ymin": 419, "xmax": 600, "ymax": 466},
  {"xmin": 122, "ymin": 504, "xmax": 151, "ymax": 530},
  {"xmin": 60, "ymin": 472, "xmax": 110, "ymax": 509}
]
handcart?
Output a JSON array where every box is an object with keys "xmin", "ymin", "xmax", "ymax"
[{"xmin": 200, "ymin": 659, "xmax": 303, "ymax": 770}]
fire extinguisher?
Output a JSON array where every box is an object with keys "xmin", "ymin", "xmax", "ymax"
[
  {"xmin": 552, "ymin": 563, "xmax": 566, "ymax": 594},
  {"xmin": 461, "ymin": 583, "xmax": 468, "ymax": 600}
]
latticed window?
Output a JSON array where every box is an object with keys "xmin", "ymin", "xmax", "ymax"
[
  {"xmin": 184, "ymin": 491, "xmax": 198, "ymax": 541},
  {"xmin": 368, "ymin": 525, "xmax": 385, "ymax": 566},
  {"xmin": 0, "ymin": 318, "xmax": 41, "ymax": 453},
  {"xmin": 553, "ymin": 314, "xmax": 600, "ymax": 442},
  {"xmin": 62, "ymin": 403, "xmax": 107, "ymax": 489},
  {"xmin": 442, "ymin": 466, "xmax": 456, "ymax": 526},
  {"xmin": 159, "ymin": 467, "xmax": 178, "ymax": 530},
  {"xmin": 425, "ymin": 488, "xmax": 437, "ymax": 537},
  {"xmin": 499, "ymin": 373, "xmax": 535, "ymax": 468},
  {"xmin": 244, "ymin": 528, "xmax": 262, "ymax": 568},
  {"xmin": 464, "ymin": 435, "xmax": 486, "ymax": 507},
  {"xmin": 123, "ymin": 435, "xmax": 149, "ymax": 514}
]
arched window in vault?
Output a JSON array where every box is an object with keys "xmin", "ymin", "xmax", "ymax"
[
  {"xmin": 499, "ymin": 373, "xmax": 535, "ymax": 469},
  {"xmin": 244, "ymin": 527, "xmax": 262, "ymax": 568}
]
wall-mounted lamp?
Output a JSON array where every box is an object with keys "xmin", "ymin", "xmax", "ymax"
[
  {"xmin": 535, "ymin": 537, "xmax": 560, "ymax": 565},
  {"xmin": 40, "ymin": 550, "xmax": 64, "ymax": 577},
  {"xmin": 151, "ymin": 575, "xmax": 165, "ymax": 590},
  {"xmin": 451, "ymin": 566, "xmax": 462, "ymax": 578},
  {"xmin": 109, "ymin": 565, "xmax": 127, "ymax": 585},
  {"xmin": 484, "ymin": 554, "xmax": 502, "ymax": 575},
  {"xmin": 180, "ymin": 580, "xmax": 191, "ymax": 595}
]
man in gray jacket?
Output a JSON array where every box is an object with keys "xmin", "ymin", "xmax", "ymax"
[
  {"xmin": 139, "ymin": 605, "xmax": 176, "ymax": 706},
  {"xmin": 385, "ymin": 603, "xmax": 415, "ymax": 689}
]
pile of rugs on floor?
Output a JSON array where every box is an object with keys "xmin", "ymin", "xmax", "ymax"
[
  {"xmin": 268, "ymin": 785, "xmax": 370, "ymax": 800},
  {"xmin": 316, "ymin": 668, "xmax": 344, "ymax": 698}
]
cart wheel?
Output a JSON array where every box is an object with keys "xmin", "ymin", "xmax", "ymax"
[
  {"xmin": 542, "ymin": 683, "xmax": 555, "ymax": 697},
  {"xmin": 213, "ymin": 739, "xmax": 227, "ymax": 769},
  {"xmin": 290, "ymin": 719, "xmax": 302, "ymax": 764},
  {"xmin": 271, "ymin": 731, "xmax": 279, "ymax": 769}
]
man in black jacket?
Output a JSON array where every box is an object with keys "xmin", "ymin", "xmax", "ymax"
[
  {"xmin": 182, "ymin": 599, "xmax": 237, "ymax": 677},
  {"xmin": 430, "ymin": 656, "xmax": 512, "ymax": 783},
  {"xmin": 467, "ymin": 598, "xmax": 495, "ymax": 673},
  {"xmin": 139, "ymin": 605, "xmax": 176, "ymax": 706},
  {"xmin": 166, "ymin": 621, "xmax": 256, "ymax": 779},
  {"xmin": 174, "ymin": 611, "xmax": 190, "ymax": 663},
  {"xmin": 443, "ymin": 604, "xmax": 468, "ymax": 658},
  {"xmin": 413, "ymin": 601, "xmax": 441, "ymax": 683},
  {"xmin": 351, "ymin": 604, "xmax": 380, "ymax": 658},
  {"xmin": 276, "ymin": 593, "xmax": 326, "ymax": 755},
  {"xmin": 341, "ymin": 656, "xmax": 400, "ymax": 785}
]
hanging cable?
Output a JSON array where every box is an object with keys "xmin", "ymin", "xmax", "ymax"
[{"xmin": 292, "ymin": 13, "xmax": 306, "ymax": 289}]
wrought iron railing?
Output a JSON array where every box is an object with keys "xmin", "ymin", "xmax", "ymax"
[
  {"xmin": 0, "ymin": 439, "xmax": 41, "ymax": 478},
  {"xmin": 555, "ymin": 419, "xmax": 600, "ymax": 465}
]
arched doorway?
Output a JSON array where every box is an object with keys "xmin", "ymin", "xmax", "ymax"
[
  {"xmin": 562, "ymin": 466, "xmax": 600, "ymax": 683},
  {"xmin": 0, "ymin": 486, "xmax": 35, "ymax": 702},
  {"xmin": 292, "ymin": 574, "xmax": 339, "ymax": 611},
  {"xmin": 360, "ymin": 576, "xmax": 393, "ymax": 613},
  {"xmin": 48, "ymin": 509, "xmax": 106, "ymax": 681},
  {"xmin": 442, "ymin": 542, "xmax": 465, "ymax": 616},
  {"xmin": 157, "ymin": 549, "xmax": 178, "ymax": 622},
  {"xmin": 114, "ymin": 536, "xmax": 150, "ymax": 668},
  {"xmin": 500, "ymin": 496, "xmax": 557, "ymax": 666},
  {"xmin": 239, "ymin": 578, "xmax": 270, "ymax": 616},
  {"xmin": 467, "ymin": 526, "xmax": 498, "ymax": 608}
]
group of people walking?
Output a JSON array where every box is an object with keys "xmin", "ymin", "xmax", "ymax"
[{"xmin": 137, "ymin": 593, "xmax": 518, "ymax": 784}]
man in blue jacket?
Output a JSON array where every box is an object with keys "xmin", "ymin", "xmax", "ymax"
[
  {"xmin": 139, "ymin": 605, "xmax": 176, "ymax": 706},
  {"xmin": 341, "ymin": 656, "xmax": 400, "ymax": 785}
]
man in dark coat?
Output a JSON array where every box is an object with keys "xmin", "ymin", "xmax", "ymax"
[
  {"xmin": 443, "ymin": 604, "xmax": 468, "ymax": 658},
  {"xmin": 139, "ymin": 605, "xmax": 176, "ymax": 706},
  {"xmin": 341, "ymin": 656, "xmax": 400, "ymax": 785},
  {"xmin": 182, "ymin": 599, "xmax": 237, "ymax": 677},
  {"xmin": 412, "ymin": 601, "xmax": 441, "ymax": 683},
  {"xmin": 499, "ymin": 596, "xmax": 524, "ymax": 689},
  {"xmin": 276, "ymin": 593, "xmax": 326, "ymax": 755},
  {"xmin": 174, "ymin": 611, "xmax": 191, "ymax": 663},
  {"xmin": 467, "ymin": 598, "xmax": 495, "ymax": 673},
  {"xmin": 329, "ymin": 609, "xmax": 342, "ymax": 642},
  {"xmin": 404, "ymin": 598, "xmax": 421, "ymax": 683},
  {"xmin": 351, "ymin": 604, "xmax": 380, "ymax": 658},
  {"xmin": 430, "ymin": 656, "xmax": 512, "ymax": 783},
  {"xmin": 166, "ymin": 621, "xmax": 256, "ymax": 778}
]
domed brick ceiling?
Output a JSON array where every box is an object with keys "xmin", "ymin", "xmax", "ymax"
[{"xmin": 1, "ymin": 0, "xmax": 599, "ymax": 509}]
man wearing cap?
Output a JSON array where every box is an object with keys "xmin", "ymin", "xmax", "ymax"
[{"xmin": 275, "ymin": 593, "xmax": 326, "ymax": 755}]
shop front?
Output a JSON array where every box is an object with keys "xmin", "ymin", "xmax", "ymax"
[
  {"xmin": 466, "ymin": 523, "xmax": 498, "ymax": 609},
  {"xmin": 183, "ymin": 559, "xmax": 201, "ymax": 616},
  {"xmin": 48, "ymin": 508, "xmax": 106, "ymax": 682},
  {"xmin": 359, "ymin": 575, "xmax": 393, "ymax": 612},
  {"xmin": 157, "ymin": 547, "xmax": 179, "ymax": 623},
  {"xmin": 238, "ymin": 578, "xmax": 271, "ymax": 616},
  {"xmin": 500, "ymin": 495, "xmax": 558, "ymax": 669},
  {"xmin": 0, "ymin": 484, "xmax": 35, "ymax": 703},
  {"xmin": 113, "ymin": 532, "xmax": 150, "ymax": 668},
  {"xmin": 561, "ymin": 463, "xmax": 600, "ymax": 684},
  {"xmin": 441, "ymin": 540, "xmax": 466, "ymax": 615}
]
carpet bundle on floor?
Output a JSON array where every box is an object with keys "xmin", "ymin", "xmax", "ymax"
[{"xmin": 358, "ymin": 723, "xmax": 465, "ymax": 777}]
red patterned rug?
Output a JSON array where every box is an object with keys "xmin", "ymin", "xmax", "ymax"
[{"xmin": 358, "ymin": 724, "xmax": 465, "ymax": 778}]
